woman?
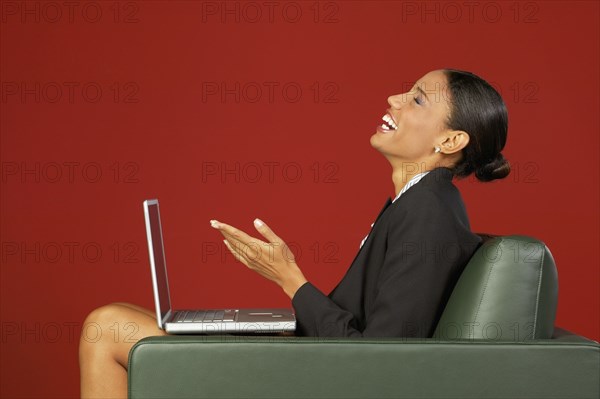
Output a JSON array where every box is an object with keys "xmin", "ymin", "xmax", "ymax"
[{"xmin": 79, "ymin": 68, "xmax": 510, "ymax": 397}]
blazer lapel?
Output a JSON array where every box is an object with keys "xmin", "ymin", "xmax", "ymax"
[
  {"xmin": 328, "ymin": 197, "xmax": 393, "ymax": 297},
  {"xmin": 373, "ymin": 198, "xmax": 393, "ymax": 225}
]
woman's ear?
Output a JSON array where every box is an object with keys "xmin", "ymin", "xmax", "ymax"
[{"xmin": 440, "ymin": 130, "xmax": 470, "ymax": 154}]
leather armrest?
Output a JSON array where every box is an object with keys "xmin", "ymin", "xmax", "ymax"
[{"xmin": 128, "ymin": 326, "xmax": 599, "ymax": 399}]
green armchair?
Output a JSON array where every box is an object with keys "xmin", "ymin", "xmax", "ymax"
[{"xmin": 128, "ymin": 234, "xmax": 600, "ymax": 398}]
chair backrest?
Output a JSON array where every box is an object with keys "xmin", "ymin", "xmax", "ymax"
[{"xmin": 433, "ymin": 234, "xmax": 558, "ymax": 341}]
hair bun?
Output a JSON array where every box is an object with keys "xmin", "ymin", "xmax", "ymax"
[{"xmin": 474, "ymin": 153, "xmax": 511, "ymax": 182}]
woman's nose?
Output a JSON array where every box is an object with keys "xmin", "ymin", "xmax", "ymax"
[{"xmin": 387, "ymin": 94, "xmax": 403, "ymax": 109}]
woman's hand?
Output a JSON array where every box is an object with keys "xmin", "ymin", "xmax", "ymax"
[{"xmin": 210, "ymin": 218, "xmax": 308, "ymax": 299}]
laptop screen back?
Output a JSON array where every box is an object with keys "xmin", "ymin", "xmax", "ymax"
[{"xmin": 143, "ymin": 200, "xmax": 172, "ymax": 326}]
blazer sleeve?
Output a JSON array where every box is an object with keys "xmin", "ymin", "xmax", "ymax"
[{"xmin": 292, "ymin": 189, "xmax": 469, "ymax": 337}]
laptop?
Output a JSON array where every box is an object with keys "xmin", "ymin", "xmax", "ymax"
[{"xmin": 143, "ymin": 199, "xmax": 296, "ymax": 334}]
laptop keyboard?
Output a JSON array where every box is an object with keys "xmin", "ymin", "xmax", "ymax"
[{"xmin": 172, "ymin": 309, "xmax": 237, "ymax": 323}]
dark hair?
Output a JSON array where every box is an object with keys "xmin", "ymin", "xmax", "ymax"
[{"xmin": 442, "ymin": 69, "xmax": 510, "ymax": 182}]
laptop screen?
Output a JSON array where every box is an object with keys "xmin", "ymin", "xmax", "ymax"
[{"xmin": 144, "ymin": 200, "xmax": 172, "ymax": 325}]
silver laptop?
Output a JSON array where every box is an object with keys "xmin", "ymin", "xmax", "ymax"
[{"xmin": 143, "ymin": 199, "xmax": 296, "ymax": 334}]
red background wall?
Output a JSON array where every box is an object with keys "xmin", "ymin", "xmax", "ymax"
[{"xmin": 1, "ymin": 1, "xmax": 598, "ymax": 397}]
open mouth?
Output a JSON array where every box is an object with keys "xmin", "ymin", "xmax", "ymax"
[{"xmin": 378, "ymin": 113, "xmax": 398, "ymax": 133}]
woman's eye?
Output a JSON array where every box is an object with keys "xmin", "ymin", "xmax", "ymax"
[{"xmin": 414, "ymin": 96, "xmax": 422, "ymax": 105}]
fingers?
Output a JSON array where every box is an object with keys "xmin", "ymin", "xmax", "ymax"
[
  {"xmin": 215, "ymin": 221, "xmax": 293, "ymax": 287},
  {"xmin": 210, "ymin": 222, "xmax": 262, "ymax": 262},
  {"xmin": 210, "ymin": 218, "xmax": 281, "ymax": 245},
  {"xmin": 253, "ymin": 218, "xmax": 282, "ymax": 243},
  {"xmin": 210, "ymin": 219, "xmax": 288, "ymax": 271},
  {"xmin": 210, "ymin": 220, "xmax": 255, "ymax": 243}
]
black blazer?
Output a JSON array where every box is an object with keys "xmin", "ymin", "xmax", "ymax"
[{"xmin": 292, "ymin": 166, "xmax": 483, "ymax": 337}]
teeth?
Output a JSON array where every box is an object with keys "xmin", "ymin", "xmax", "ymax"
[
  {"xmin": 381, "ymin": 124, "xmax": 389, "ymax": 131},
  {"xmin": 381, "ymin": 114, "xmax": 398, "ymax": 130}
]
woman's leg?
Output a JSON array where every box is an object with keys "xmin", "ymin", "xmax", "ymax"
[{"xmin": 79, "ymin": 302, "xmax": 168, "ymax": 399}]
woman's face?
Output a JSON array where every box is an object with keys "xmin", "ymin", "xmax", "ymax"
[{"xmin": 370, "ymin": 70, "xmax": 457, "ymax": 166}]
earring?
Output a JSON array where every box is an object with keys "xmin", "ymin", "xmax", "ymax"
[{"xmin": 434, "ymin": 146, "xmax": 441, "ymax": 153}]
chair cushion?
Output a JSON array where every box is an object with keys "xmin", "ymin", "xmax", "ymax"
[{"xmin": 433, "ymin": 235, "xmax": 558, "ymax": 340}]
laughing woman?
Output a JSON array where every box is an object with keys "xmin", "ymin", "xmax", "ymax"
[{"xmin": 79, "ymin": 68, "xmax": 510, "ymax": 397}]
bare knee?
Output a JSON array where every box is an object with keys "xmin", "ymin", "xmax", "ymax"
[
  {"xmin": 82, "ymin": 302, "xmax": 133, "ymax": 326},
  {"xmin": 79, "ymin": 303, "xmax": 136, "ymax": 350},
  {"xmin": 84, "ymin": 302, "xmax": 131, "ymax": 321},
  {"xmin": 79, "ymin": 302, "xmax": 164, "ymax": 369}
]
